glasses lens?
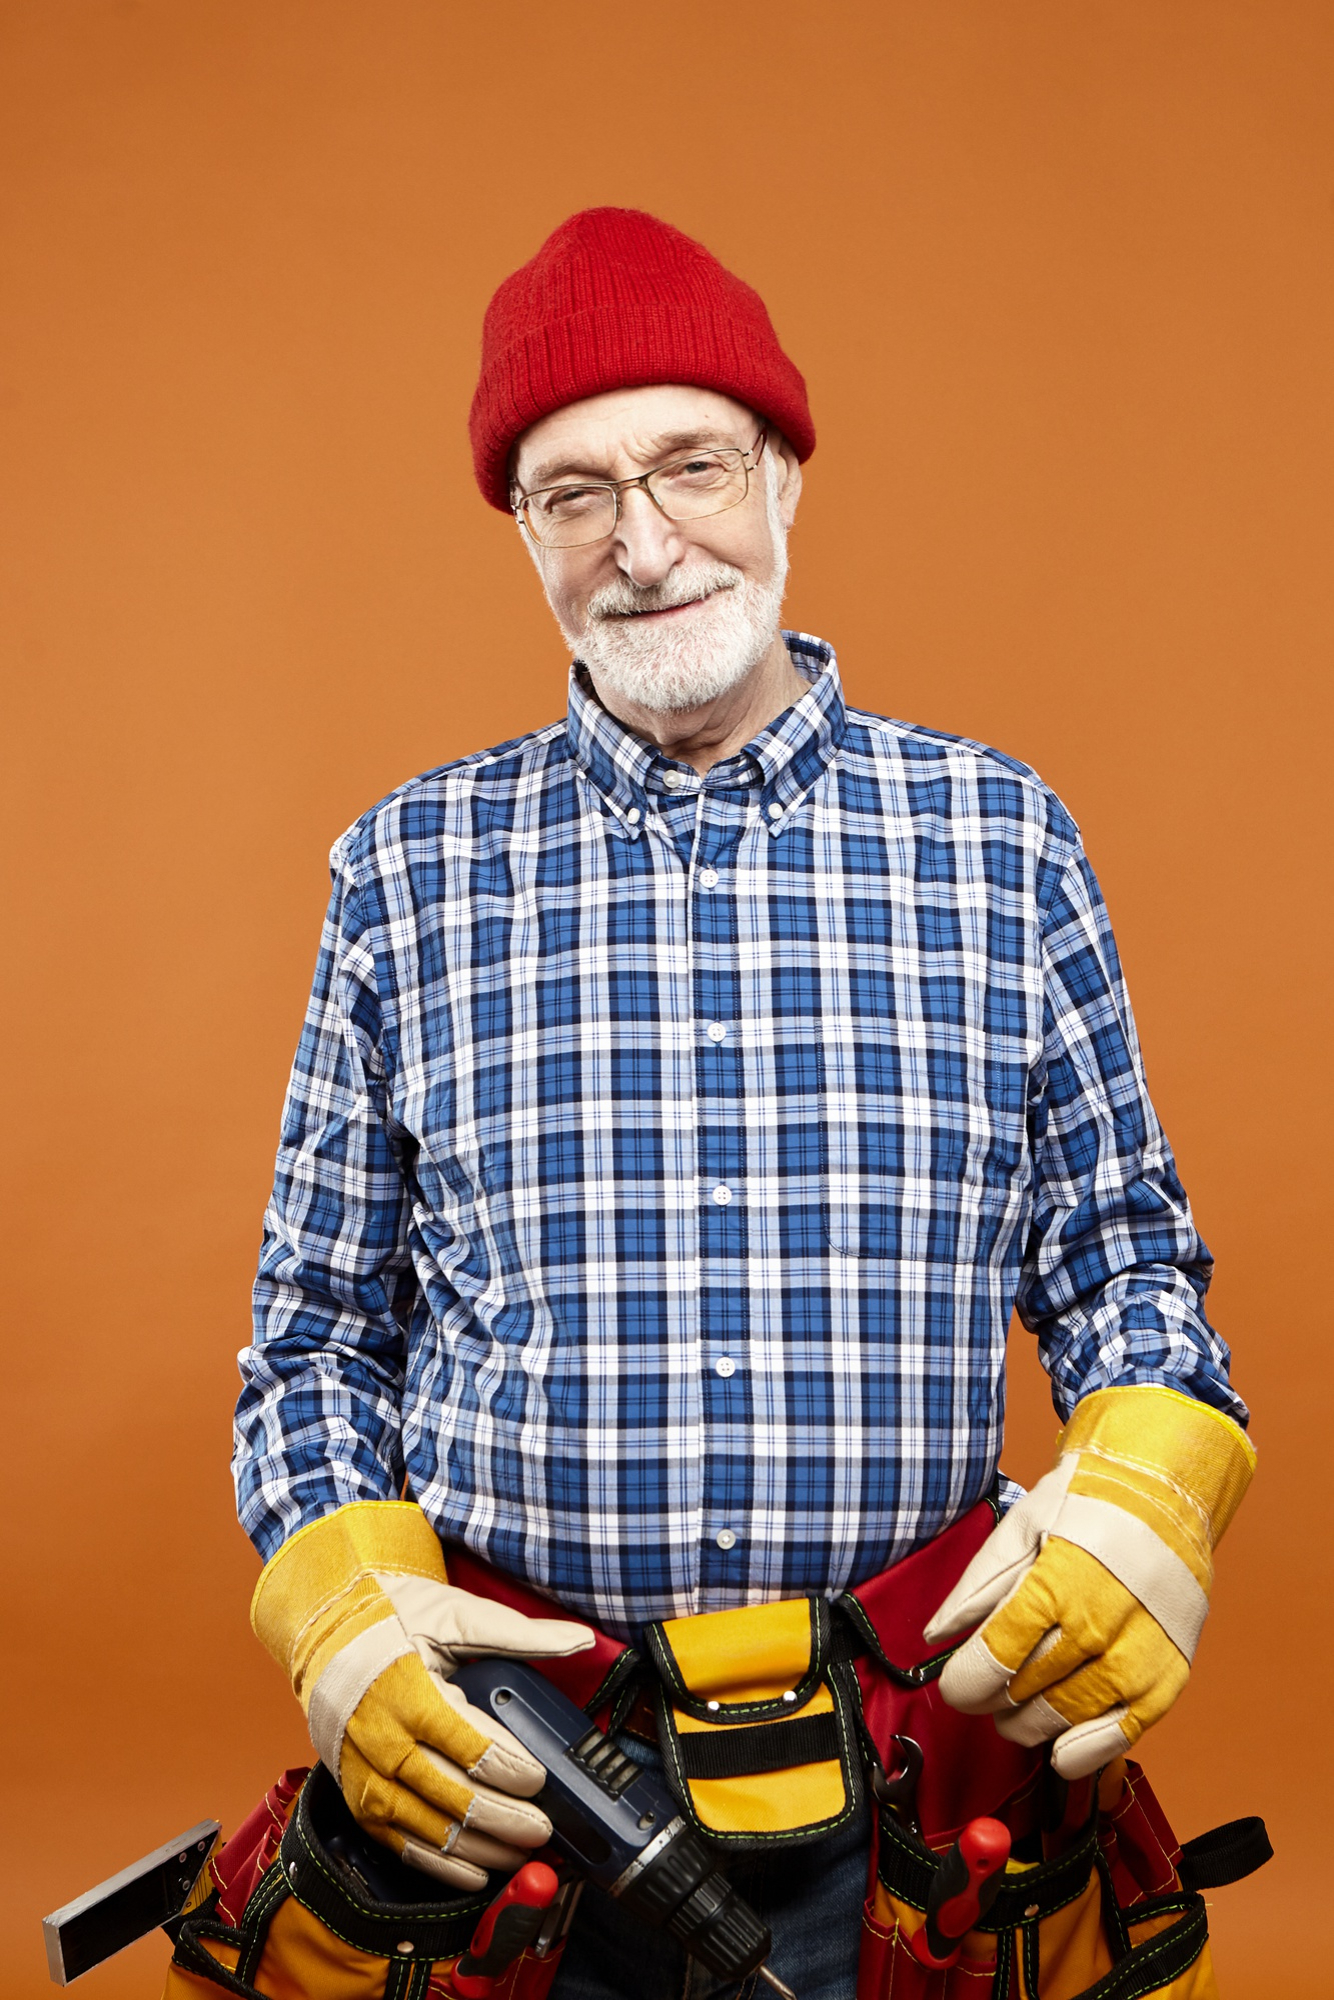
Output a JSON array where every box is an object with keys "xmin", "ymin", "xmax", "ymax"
[
  {"xmin": 523, "ymin": 482, "xmax": 618, "ymax": 547},
  {"xmin": 647, "ymin": 450, "xmax": 748, "ymax": 520}
]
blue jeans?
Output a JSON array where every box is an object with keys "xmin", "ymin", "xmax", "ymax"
[{"xmin": 550, "ymin": 1736, "xmax": 871, "ymax": 2000}]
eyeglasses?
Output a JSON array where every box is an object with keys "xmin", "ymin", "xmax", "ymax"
[{"xmin": 514, "ymin": 428, "xmax": 768, "ymax": 550}]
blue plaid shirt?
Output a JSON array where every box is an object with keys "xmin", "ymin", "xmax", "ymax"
[{"xmin": 234, "ymin": 636, "xmax": 1244, "ymax": 1634}]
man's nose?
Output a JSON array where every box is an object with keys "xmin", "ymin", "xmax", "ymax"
[{"xmin": 610, "ymin": 484, "xmax": 689, "ymax": 587}]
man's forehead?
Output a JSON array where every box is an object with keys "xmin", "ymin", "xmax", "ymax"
[{"xmin": 514, "ymin": 384, "xmax": 756, "ymax": 487}]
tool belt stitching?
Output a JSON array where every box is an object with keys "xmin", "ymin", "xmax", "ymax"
[
  {"xmin": 273, "ymin": 1765, "xmax": 488, "ymax": 1959},
  {"xmin": 654, "ymin": 1672, "xmax": 863, "ymax": 1847},
  {"xmin": 673, "ymin": 1709, "xmax": 843, "ymax": 1780},
  {"xmin": 172, "ymin": 1875, "xmax": 290, "ymax": 2000},
  {"xmin": 1071, "ymin": 1895, "xmax": 1209, "ymax": 2000},
  {"xmin": 826, "ymin": 1483, "xmax": 1001, "ymax": 1683},
  {"xmin": 1095, "ymin": 1844, "xmax": 1133, "ymax": 1964},
  {"xmin": 1002, "ymin": 1851, "xmax": 1209, "ymax": 2000},
  {"xmin": 875, "ymin": 1802, "xmax": 1102, "ymax": 1930},
  {"xmin": 172, "ymin": 1922, "xmax": 272, "ymax": 2000},
  {"xmin": 392, "ymin": 1958, "xmax": 431, "ymax": 2000},
  {"xmin": 832, "ymin": 1592, "xmax": 954, "ymax": 1687},
  {"xmin": 644, "ymin": 1594, "xmax": 830, "ymax": 1722},
  {"xmin": 237, "ymin": 1862, "xmax": 289, "ymax": 1982},
  {"xmin": 582, "ymin": 1646, "xmax": 642, "ymax": 1718},
  {"xmin": 1117, "ymin": 1891, "xmax": 1198, "ymax": 1922}
]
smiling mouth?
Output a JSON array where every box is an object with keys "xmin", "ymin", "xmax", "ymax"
[{"xmin": 603, "ymin": 589, "xmax": 723, "ymax": 622}]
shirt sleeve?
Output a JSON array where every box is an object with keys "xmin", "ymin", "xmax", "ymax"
[
  {"xmin": 1014, "ymin": 836, "xmax": 1249, "ymax": 1429},
  {"xmin": 233, "ymin": 839, "xmax": 421, "ymax": 1560}
]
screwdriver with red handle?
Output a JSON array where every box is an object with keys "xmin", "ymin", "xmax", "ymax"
[
  {"xmin": 450, "ymin": 1861, "xmax": 562, "ymax": 1998},
  {"xmin": 908, "ymin": 1817, "xmax": 1011, "ymax": 1972}
]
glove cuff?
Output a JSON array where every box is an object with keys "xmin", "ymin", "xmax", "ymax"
[
  {"xmin": 250, "ymin": 1500, "xmax": 448, "ymax": 1685},
  {"xmin": 1058, "ymin": 1385, "xmax": 1255, "ymax": 1593}
]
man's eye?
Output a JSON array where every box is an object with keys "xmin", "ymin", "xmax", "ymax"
[
  {"xmin": 536, "ymin": 485, "xmax": 602, "ymax": 517},
  {"xmin": 658, "ymin": 454, "xmax": 732, "ymax": 488}
]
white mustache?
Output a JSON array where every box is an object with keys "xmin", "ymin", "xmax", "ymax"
[{"xmin": 586, "ymin": 564, "xmax": 743, "ymax": 621}]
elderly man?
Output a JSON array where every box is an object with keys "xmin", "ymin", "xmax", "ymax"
[{"xmin": 233, "ymin": 210, "xmax": 1253, "ymax": 2000}]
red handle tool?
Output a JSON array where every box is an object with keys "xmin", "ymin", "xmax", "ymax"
[
  {"xmin": 451, "ymin": 1861, "xmax": 561, "ymax": 1998},
  {"xmin": 908, "ymin": 1817, "xmax": 1011, "ymax": 1972}
]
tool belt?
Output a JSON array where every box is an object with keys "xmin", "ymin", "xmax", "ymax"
[
  {"xmin": 162, "ymin": 1761, "xmax": 570, "ymax": 2000},
  {"xmin": 451, "ymin": 1500, "xmax": 1272, "ymax": 1999},
  {"xmin": 166, "ymin": 1497, "xmax": 1270, "ymax": 1999}
]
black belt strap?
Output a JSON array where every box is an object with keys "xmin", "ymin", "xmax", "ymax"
[
  {"xmin": 1069, "ymin": 1893, "xmax": 1209, "ymax": 2000},
  {"xmin": 1177, "ymin": 1815, "xmax": 1273, "ymax": 1891},
  {"xmin": 875, "ymin": 1802, "xmax": 1101, "ymax": 1930},
  {"xmin": 280, "ymin": 1765, "xmax": 487, "ymax": 1961},
  {"xmin": 674, "ymin": 1712, "xmax": 843, "ymax": 1781}
]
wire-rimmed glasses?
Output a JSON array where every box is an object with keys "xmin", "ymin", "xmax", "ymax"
[{"xmin": 514, "ymin": 428, "xmax": 768, "ymax": 550}]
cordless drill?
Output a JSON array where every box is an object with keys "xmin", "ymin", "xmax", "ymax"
[
  {"xmin": 454, "ymin": 1657, "xmax": 794, "ymax": 1998},
  {"xmin": 40, "ymin": 1661, "xmax": 796, "ymax": 1995}
]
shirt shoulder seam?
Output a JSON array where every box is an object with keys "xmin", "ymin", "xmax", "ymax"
[
  {"xmin": 332, "ymin": 719, "xmax": 569, "ymax": 872},
  {"xmin": 844, "ymin": 707, "xmax": 1084, "ymax": 869}
]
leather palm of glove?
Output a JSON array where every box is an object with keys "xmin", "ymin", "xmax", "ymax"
[
  {"xmin": 251, "ymin": 1500, "xmax": 594, "ymax": 1889},
  {"xmin": 924, "ymin": 1384, "xmax": 1255, "ymax": 1780}
]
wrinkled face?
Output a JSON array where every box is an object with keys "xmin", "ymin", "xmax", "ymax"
[{"xmin": 511, "ymin": 384, "xmax": 801, "ymax": 713}]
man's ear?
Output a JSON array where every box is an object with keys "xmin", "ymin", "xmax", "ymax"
[{"xmin": 767, "ymin": 432, "xmax": 803, "ymax": 528}]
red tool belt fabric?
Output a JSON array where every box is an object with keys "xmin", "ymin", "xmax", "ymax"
[{"xmin": 167, "ymin": 1499, "xmax": 1269, "ymax": 1999}]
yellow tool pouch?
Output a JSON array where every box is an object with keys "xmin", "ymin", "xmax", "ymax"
[
  {"xmin": 863, "ymin": 1760, "xmax": 1273, "ymax": 1999},
  {"xmin": 162, "ymin": 1764, "xmax": 569, "ymax": 2000},
  {"xmin": 643, "ymin": 1594, "xmax": 864, "ymax": 1848}
]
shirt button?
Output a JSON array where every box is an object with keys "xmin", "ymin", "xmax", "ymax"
[
  {"xmin": 715, "ymin": 1356, "xmax": 736, "ymax": 1377},
  {"xmin": 715, "ymin": 1529, "xmax": 737, "ymax": 1551},
  {"xmin": 663, "ymin": 769, "xmax": 688, "ymax": 789},
  {"xmin": 767, "ymin": 802, "xmax": 783, "ymax": 819},
  {"xmin": 711, "ymin": 1184, "xmax": 733, "ymax": 1206},
  {"xmin": 698, "ymin": 867, "xmax": 719, "ymax": 888},
  {"xmin": 706, "ymin": 1021, "xmax": 727, "ymax": 1042},
  {"xmin": 625, "ymin": 807, "xmax": 641, "ymax": 824}
]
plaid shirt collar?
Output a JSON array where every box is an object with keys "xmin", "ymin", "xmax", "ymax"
[{"xmin": 564, "ymin": 631, "xmax": 847, "ymax": 833}]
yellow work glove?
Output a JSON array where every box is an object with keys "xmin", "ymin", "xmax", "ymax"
[
  {"xmin": 924, "ymin": 1385, "xmax": 1254, "ymax": 1779},
  {"xmin": 251, "ymin": 1500, "xmax": 594, "ymax": 1889}
]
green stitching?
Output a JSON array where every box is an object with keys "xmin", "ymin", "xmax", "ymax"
[
  {"xmin": 834, "ymin": 1591, "xmax": 954, "ymax": 1684},
  {"xmin": 654, "ymin": 1654, "xmax": 863, "ymax": 1849},
  {"xmin": 1078, "ymin": 1901, "xmax": 1208, "ymax": 2000},
  {"xmin": 646, "ymin": 1596, "xmax": 829, "ymax": 1721},
  {"xmin": 581, "ymin": 1646, "xmax": 641, "ymax": 1716},
  {"xmin": 277, "ymin": 1810, "xmax": 483, "ymax": 1957}
]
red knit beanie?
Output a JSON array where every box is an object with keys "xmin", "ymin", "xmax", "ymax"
[{"xmin": 469, "ymin": 207, "xmax": 815, "ymax": 512}]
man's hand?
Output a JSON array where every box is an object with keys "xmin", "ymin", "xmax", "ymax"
[
  {"xmin": 924, "ymin": 1385, "xmax": 1254, "ymax": 1779},
  {"xmin": 251, "ymin": 1501, "xmax": 594, "ymax": 1889}
]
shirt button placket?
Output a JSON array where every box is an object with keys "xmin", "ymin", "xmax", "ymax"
[{"xmin": 694, "ymin": 801, "xmax": 746, "ymax": 1590}]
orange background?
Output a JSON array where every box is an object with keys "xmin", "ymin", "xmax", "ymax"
[{"xmin": 3, "ymin": 3, "xmax": 1330, "ymax": 1993}]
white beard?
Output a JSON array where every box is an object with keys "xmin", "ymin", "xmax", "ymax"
[{"xmin": 558, "ymin": 468, "xmax": 790, "ymax": 715}]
